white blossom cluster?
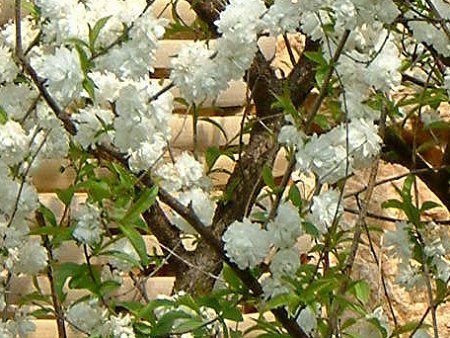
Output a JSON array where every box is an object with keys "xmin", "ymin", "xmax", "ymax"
[
  {"xmin": 308, "ymin": 188, "xmax": 343, "ymax": 234},
  {"xmin": 66, "ymin": 299, "xmax": 136, "ymax": 337},
  {"xmin": 384, "ymin": 221, "xmax": 450, "ymax": 290},
  {"xmin": 72, "ymin": 203, "xmax": 103, "ymax": 245},
  {"xmin": 296, "ymin": 119, "xmax": 382, "ymax": 184},
  {"xmin": 224, "ymin": 202, "xmax": 304, "ymax": 299}
]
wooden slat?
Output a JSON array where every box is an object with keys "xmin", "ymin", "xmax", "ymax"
[
  {"xmin": 32, "ymin": 147, "xmax": 289, "ymax": 192},
  {"xmin": 0, "ymin": 0, "xmax": 196, "ymax": 25},
  {"xmin": 155, "ymin": 38, "xmax": 276, "ymax": 69},
  {"xmin": 9, "ymin": 276, "xmax": 175, "ymax": 305},
  {"xmin": 152, "ymin": 0, "xmax": 196, "ymax": 25}
]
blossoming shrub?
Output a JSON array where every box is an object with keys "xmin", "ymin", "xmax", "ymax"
[{"xmin": 0, "ymin": 0, "xmax": 449, "ymax": 337}]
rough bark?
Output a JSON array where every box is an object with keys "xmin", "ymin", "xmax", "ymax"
[{"xmin": 174, "ymin": 39, "xmax": 320, "ymax": 293}]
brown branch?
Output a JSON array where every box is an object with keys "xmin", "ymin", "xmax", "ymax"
[
  {"xmin": 35, "ymin": 211, "xmax": 68, "ymax": 338},
  {"xmin": 383, "ymin": 126, "xmax": 450, "ymax": 210}
]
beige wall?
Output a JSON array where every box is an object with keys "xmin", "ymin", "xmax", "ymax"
[{"xmin": 0, "ymin": 0, "xmax": 14, "ymax": 25}]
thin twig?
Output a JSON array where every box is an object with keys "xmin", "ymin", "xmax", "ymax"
[{"xmin": 304, "ymin": 30, "xmax": 350, "ymax": 130}]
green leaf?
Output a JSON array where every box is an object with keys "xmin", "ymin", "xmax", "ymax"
[
  {"xmin": 304, "ymin": 50, "xmax": 326, "ymax": 65},
  {"xmin": 353, "ymin": 280, "xmax": 370, "ymax": 304},
  {"xmin": 391, "ymin": 321, "xmax": 423, "ymax": 336},
  {"xmin": 205, "ymin": 146, "xmax": 222, "ymax": 171},
  {"xmin": 173, "ymin": 319, "xmax": 206, "ymax": 334},
  {"xmin": 78, "ymin": 180, "xmax": 111, "ymax": 202},
  {"xmin": 302, "ymin": 221, "xmax": 320, "ymax": 238},
  {"xmin": 420, "ymin": 201, "xmax": 441, "ymax": 213},
  {"xmin": 381, "ymin": 199, "xmax": 403, "ymax": 210},
  {"xmin": 288, "ymin": 185, "xmax": 302, "ymax": 207},
  {"xmin": 0, "ymin": 106, "xmax": 8, "ymax": 124},
  {"xmin": 83, "ymin": 77, "xmax": 96, "ymax": 100},
  {"xmin": 121, "ymin": 186, "xmax": 158, "ymax": 225},
  {"xmin": 264, "ymin": 293, "xmax": 298, "ymax": 311},
  {"xmin": 223, "ymin": 264, "xmax": 245, "ymax": 292},
  {"xmin": 221, "ymin": 303, "xmax": 243, "ymax": 322},
  {"xmin": 89, "ymin": 16, "xmax": 111, "ymax": 50},
  {"xmin": 39, "ymin": 204, "xmax": 58, "ymax": 227},
  {"xmin": 152, "ymin": 310, "xmax": 192, "ymax": 336},
  {"xmin": 99, "ymin": 250, "xmax": 141, "ymax": 268},
  {"xmin": 313, "ymin": 114, "xmax": 329, "ymax": 130},
  {"xmin": 53, "ymin": 262, "xmax": 81, "ymax": 301},
  {"xmin": 74, "ymin": 43, "xmax": 91, "ymax": 74},
  {"xmin": 262, "ymin": 165, "xmax": 276, "ymax": 189},
  {"xmin": 272, "ymin": 94, "xmax": 299, "ymax": 120},
  {"xmin": 118, "ymin": 224, "xmax": 149, "ymax": 266},
  {"xmin": 56, "ymin": 186, "xmax": 75, "ymax": 206}
]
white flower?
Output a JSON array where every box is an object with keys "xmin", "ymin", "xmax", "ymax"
[
  {"xmin": 15, "ymin": 240, "xmax": 47, "ymax": 275},
  {"xmin": 34, "ymin": 105, "xmax": 71, "ymax": 159},
  {"xmin": 74, "ymin": 107, "xmax": 115, "ymax": 149},
  {"xmin": 384, "ymin": 221, "xmax": 413, "ymax": 261},
  {"xmin": 408, "ymin": 16, "xmax": 450, "ymax": 57},
  {"xmin": 309, "ymin": 189, "xmax": 343, "ymax": 234},
  {"xmin": 296, "ymin": 306, "xmax": 318, "ymax": 335},
  {"xmin": 263, "ymin": 0, "xmax": 302, "ymax": 35},
  {"xmin": 101, "ymin": 314, "xmax": 135, "ymax": 338},
  {"xmin": 412, "ymin": 329, "xmax": 432, "ymax": 338},
  {"xmin": 365, "ymin": 40, "xmax": 401, "ymax": 92},
  {"xmin": 296, "ymin": 129, "xmax": 351, "ymax": 184},
  {"xmin": 157, "ymin": 152, "xmax": 209, "ymax": 191},
  {"xmin": 222, "ymin": 219, "xmax": 271, "ymax": 269},
  {"xmin": 35, "ymin": 0, "xmax": 78, "ymax": 18},
  {"xmin": 0, "ymin": 46, "xmax": 18, "ymax": 84},
  {"xmin": 66, "ymin": 300, "xmax": 105, "ymax": 334},
  {"xmin": 109, "ymin": 238, "xmax": 140, "ymax": 272},
  {"xmin": 97, "ymin": 12, "xmax": 166, "ymax": 79},
  {"xmin": 175, "ymin": 153, "xmax": 205, "ymax": 187},
  {"xmin": 444, "ymin": 70, "xmax": 450, "ymax": 97},
  {"xmin": 215, "ymin": 0, "xmax": 266, "ymax": 36},
  {"xmin": 278, "ymin": 125, "xmax": 304, "ymax": 148},
  {"xmin": 72, "ymin": 203, "xmax": 103, "ymax": 245},
  {"xmin": 0, "ymin": 84, "xmax": 37, "ymax": 121},
  {"xmin": 270, "ymin": 248, "xmax": 300, "ymax": 277},
  {"xmin": 170, "ymin": 42, "xmax": 227, "ymax": 104},
  {"xmin": 261, "ymin": 274, "xmax": 291, "ymax": 299},
  {"xmin": 88, "ymin": 71, "xmax": 124, "ymax": 105},
  {"xmin": 267, "ymin": 202, "xmax": 303, "ymax": 248},
  {"xmin": 0, "ymin": 121, "xmax": 29, "ymax": 166},
  {"xmin": 31, "ymin": 47, "xmax": 83, "ymax": 106},
  {"xmin": 348, "ymin": 119, "xmax": 382, "ymax": 168},
  {"xmin": 0, "ymin": 174, "xmax": 38, "ymax": 225},
  {"xmin": 1, "ymin": 17, "xmax": 39, "ymax": 53},
  {"xmin": 172, "ymin": 188, "xmax": 215, "ymax": 234},
  {"xmin": 421, "ymin": 110, "xmax": 441, "ymax": 127},
  {"xmin": 128, "ymin": 134, "xmax": 167, "ymax": 172}
]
